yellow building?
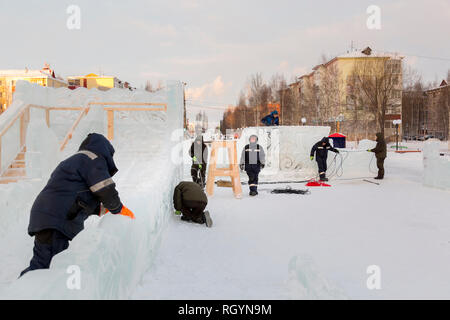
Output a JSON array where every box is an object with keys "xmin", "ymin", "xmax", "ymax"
[
  {"xmin": 0, "ymin": 64, "xmax": 68, "ymax": 112},
  {"xmin": 67, "ymin": 73, "xmax": 124, "ymax": 91},
  {"xmin": 291, "ymin": 47, "xmax": 404, "ymax": 140}
]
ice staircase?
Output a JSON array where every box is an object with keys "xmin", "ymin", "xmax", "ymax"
[{"xmin": 0, "ymin": 147, "xmax": 26, "ymax": 184}]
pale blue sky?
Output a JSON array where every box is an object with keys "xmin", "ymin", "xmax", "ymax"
[{"xmin": 1, "ymin": 0, "xmax": 449, "ymax": 122}]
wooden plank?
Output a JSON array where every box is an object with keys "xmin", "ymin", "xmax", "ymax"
[
  {"xmin": 89, "ymin": 102, "xmax": 167, "ymax": 107},
  {"xmin": 0, "ymin": 106, "xmax": 28, "ymax": 138},
  {"xmin": 206, "ymin": 141, "xmax": 218, "ymax": 196},
  {"xmin": 103, "ymin": 107, "xmax": 166, "ymax": 112},
  {"xmin": 60, "ymin": 108, "xmax": 90, "ymax": 151},
  {"xmin": 20, "ymin": 113, "xmax": 26, "ymax": 147},
  {"xmin": 45, "ymin": 109, "xmax": 50, "ymax": 127},
  {"xmin": 107, "ymin": 110, "xmax": 114, "ymax": 141},
  {"xmin": 29, "ymin": 104, "xmax": 84, "ymax": 111}
]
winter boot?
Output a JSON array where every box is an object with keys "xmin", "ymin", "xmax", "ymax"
[
  {"xmin": 249, "ymin": 190, "xmax": 257, "ymax": 196},
  {"xmin": 321, "ymin": 177, "xmax": 329, "ymax": 182},
  {"xmin": 181, "ymin": 215, "xmax": 191, "ymax": 222},
  {"xmin": 203, "ymin": 211, "xmax": 213, "ymax": 228},
  {"xmin": 374, "ymin": 176, "xmax": 384, "ymax": 180}
]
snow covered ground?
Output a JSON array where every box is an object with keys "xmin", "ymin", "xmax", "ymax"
[
  {"xmin": 1, "ymin": 82, "xmax": 449, "ymax": 299},
  {"xmin": 132, "ymin": 151, "xmax": 450, "ymax": 300}
]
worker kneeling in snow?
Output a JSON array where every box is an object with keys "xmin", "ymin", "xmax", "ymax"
[
  {"xmin": 240, "ymin": 135, "xmax": 266, "ymax": 196},
  {"xmin": 173, "ymin": 181, "xmax": 212, "ymax": 227},
  {"xmin": 310, "ymin": 137, "xmax": 339, "ymax": 182},
  {"xmin": 20, "ymin": 133, "xmax": 135, "ymax": 277}
]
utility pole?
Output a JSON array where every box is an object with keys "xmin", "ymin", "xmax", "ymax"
[{"xmin": 183, "ymin": 82, "xmax": 187, "ymax": 129}]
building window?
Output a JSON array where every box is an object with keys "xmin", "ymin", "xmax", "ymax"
[{"xmin": 391, "ymin": 90, "xmax": 401, "ymax": 99}]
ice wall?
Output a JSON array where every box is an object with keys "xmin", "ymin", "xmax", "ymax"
[
  {"xmin": 423, "ymin": 139, "xmax": 450, "ymax": 191},
  {"xmin": 25, "ymin": 108, "xmax": 60, "ymax": 180},
  {"xmin": 237, "ymin": 126, "xmax": 330, "ymax": 177},
  {"xmin": 0, "ymin": 81, "xmax": 185, "ymax": 299},
  {"xmin": 232, "ymin": 126, "xmax": 377, "ymax": 181}
]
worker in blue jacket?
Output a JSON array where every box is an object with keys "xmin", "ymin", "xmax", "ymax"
[
  {"xmin": 20, "ymin": 133, "xmax": 135, "ymax": 277},
  {"xmin": 261, "ymin": 110, "xmax": 279, "ymax": 126}
]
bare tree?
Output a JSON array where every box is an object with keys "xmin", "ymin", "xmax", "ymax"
[
  {"xmin": 317, "ymin": 62, "xmax": 343, "ymax": 129},
  {"xmin": 349, "ymin": 58, "xmax": 402, "ymax": 137}
]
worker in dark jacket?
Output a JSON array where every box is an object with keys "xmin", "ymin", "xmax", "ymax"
[
  {"xmin": 173, "ymin": 181, "xmax": 212, "ymax": 227},
  {"xmin": 240, "ymin": 135, "xmax": 266, "ymax": 196},
  {"xmin": 368, "ymin": 132, "xmax": 387, "ymax": 179},
  {"xmin": 20, "ymin": 133, "xmax": 135, "ymax": 277},
  {"xmin": 189, "ymin": 135, "xmax": 208, "ymax": 187},
  {"xmin": 310, "ymin": 137, "xmax": 339, "ymax": 181},
  {"xmin": 261, "ymin": 110, "xmax": 279, "ymax": 126}
]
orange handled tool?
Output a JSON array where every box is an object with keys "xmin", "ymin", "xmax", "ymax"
[{"xmin": 119, "ymin": 206, "xmax": 135, "ymax": 219}]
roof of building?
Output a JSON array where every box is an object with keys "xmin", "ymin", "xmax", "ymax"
[
  {"xmin": 425, "ymin": 80, "xmax": 449, "ymax": 93},
  {"xmin": 295, "ymin": 47, "xmax": 404, "ymax": 84},
  {"xmin": 68, "ymin": 73, "xmax": 118, "ymax": 79},
  {"xmin": 0, "ymin": 69, "xmax": 55, "ymax": 78},
  {"xmin": 337, "ymin": 47, "xmax": 404, "ymax": 59}
]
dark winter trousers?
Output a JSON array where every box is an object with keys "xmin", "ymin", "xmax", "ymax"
[
  {"xmin": 191, "ymin": 163, "xmax": 207, "ymax": 186},
  {"xmin": 181, "ymin": 200, "xmax": 207, "ymax": 223},
  {"xmin": 246, "ymin": 166, "xmax": 260, "ymax": 192},
  {"xmin": 20, "ymin": 229, "xmax": 70, "ymax": 277},
  {"xmin": 316, "ymin": 158, "xmax": 327, "ymax": 180},
  {"xmin": 376, "ymin": 158, "xmax": 385, "ymax": 178}
]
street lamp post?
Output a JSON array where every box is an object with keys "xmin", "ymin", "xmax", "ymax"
[{"xmin": 393, "ymin": 119, "xmax": 402, "ymax": 151}]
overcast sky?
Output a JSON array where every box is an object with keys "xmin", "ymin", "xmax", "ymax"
[{"xmin": 1, "ymin": 0, "xmax": 449, "ymax": 123}]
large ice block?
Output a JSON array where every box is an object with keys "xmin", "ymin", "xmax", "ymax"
[{"xmin": 423, "ymin": 139, "xmax": 450, "ymax": 190}]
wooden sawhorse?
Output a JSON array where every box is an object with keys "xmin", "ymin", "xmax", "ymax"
[{"xmin": 206, "ymin": 140, "xmax": 242, "ymax": 199}]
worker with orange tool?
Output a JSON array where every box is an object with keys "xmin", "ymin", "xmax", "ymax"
[{"xmin": 20, "ymin": 133, "xmax": 134, "ymax": 277}]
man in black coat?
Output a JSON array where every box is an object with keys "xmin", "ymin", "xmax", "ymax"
[
  {"xmin": 189, "ymin": 135, "xmax": 208, "ymax": 187},
  {"xmin": 239, "ymin": 135, "xmax": 266, "ymax": 196},
  {"xmin": 367, "ymin": 132, "xmax": 387, "ymax": 179},
  {"xmin": 310, "ymin": 137, "xmax": 339, "ymax": 181},
  {"xmin": 20, "ymin": 133, "xmax": 134, "ymax": 277}
]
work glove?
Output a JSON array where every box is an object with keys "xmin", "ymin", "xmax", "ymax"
[
  {"xmin": 239, "ymin": 164, "xmax": 245, "ymax": 171},
  {"xmin": 335, "ymin": 149, "xmax": 340, "ymax": 154},
  {"xmin": 174, "ymin": 210, "xmax": 181, "ymax": 216},
  {"xmin": 310, "ymin": 156, "xmax": 314, "ymax": 161},
  {"xmin": 119, "ymin": 206, "xmax": 135, "ymax": 219},
  {"xmin": 367, "ymin": 149, "xmax": 372, "ymax": 152},
  {"xmin": 261, "ymin": 164, "xmax": 265, "ymax": 169},
  {"xmin": 192, "ymin": 156, "xmax": 198, "ymax": 163},
  {"xmin": 198, "ymin": 164, "xmax": 203, "ymax": 169}
]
